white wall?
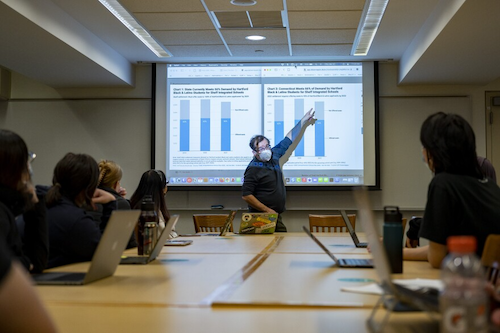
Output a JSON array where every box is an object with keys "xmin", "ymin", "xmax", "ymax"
[{"xmin": 1, "ymin": 62, "xmax": 499, "ymax": 234}]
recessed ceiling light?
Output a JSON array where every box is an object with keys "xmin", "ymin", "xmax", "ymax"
[
  {"xmin": 230, "ymin": 0, "xmax": 257, "ymax": 6},
  {"xmin": 255, "ymin": 50, "xmax": 264, "ymax": 53},
  {"xmin": 246, "ymin": 35, "xmax": 266, "ymax": 41}
]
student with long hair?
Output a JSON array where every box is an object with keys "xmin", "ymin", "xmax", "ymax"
[
  {"xmin": 45, "ymin": 153, "xmax": 115, "ymax": 268},
  {"xmin": 130, "ymin": 170, "xmax": 170, "ymax": 236},
  {"xmin": 0, "ymin": 129, "xmax": 48, "ymax": 273},
  {"xmin": 404, "ymin": 112, "xmax": 500, "ymax": 268},
  {"xmin": 97, "ymin": 159, "xmax": 136, "ymax": 247}
]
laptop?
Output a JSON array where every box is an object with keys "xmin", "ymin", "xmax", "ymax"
[
  {"xmin": 353, "ymin": 188, "xmax": 439, "ymax": 312},
  {"xmin": 340, "ymin": 210, "xmax": 368, "ymax": 248},
  {"xmin": 32, "ymin": 210, "xmax": 140, "ymax": 285},
  {"xmin": 238, "ymin": 212, "xmax": 277, "ymax": 234},
  {"xmin": 120, "ymin": 215, "xmax": 179, "ymax": 265},
  {"xmin": 302, "ymin": 226, "xmax": 373, "ymax": 268}
]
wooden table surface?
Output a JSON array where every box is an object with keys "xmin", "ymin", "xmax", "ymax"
[{"xmin": 36, "ymin": 232, "xmax": 441, "ymax": 333}]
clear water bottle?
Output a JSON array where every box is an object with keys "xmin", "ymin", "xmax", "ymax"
[{"xmin": 440, "ymin": 236, "xmax": 489, "ymax": 333}]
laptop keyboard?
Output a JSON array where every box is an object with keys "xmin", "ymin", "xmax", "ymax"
[
  {"xmin": 33, "ymin": 272, "xmax": 86, "ymax": 282},
  {"xmin": 340, "ymin": 258, "xmax": 373, "ymax": 266}
]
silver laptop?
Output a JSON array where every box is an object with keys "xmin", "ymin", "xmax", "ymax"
[
  {"xmin": 32, "ymin": 210, "xmax": 140, "ymax": 285},
  {"xmin": 120, "ymin": 215, "xmax": 179, "ymax": 265},
  {"xmin": 302, "ymin": 226, "xmax": 373, "ymax": 268},
  {"xmin": 353, "ymin": 188, "xmax": 439, "ymax": 312},
  {"xmin": 340, "ymin": 210, "xmax": 368, "ymax": 248}
]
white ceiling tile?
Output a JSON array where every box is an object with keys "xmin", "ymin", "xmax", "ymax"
[
  {"xmin": 134, "ymin": 13, "xmax": 214, "ymax": 30},
  {"xmin": 288, "ymin": 11, "xmax": 362, "ymax": 29},
  {"xmin": 155, "ymin": 31, "xmax": 223, "ymax": 45},
  {"xmin": 229, "ymin": 44, "xmax": 290, "ymax": 57},
  {"xmin": 167, "ymin": 45, "xmax": 231, "ymax": 57},
  {"xmin": 292, "ymin": 44, "xmax": 353, "ymax": 56},
  {"xmin": 287, "ymin": 0, "xmax": 365, "ymax": 11},
  {"xmin": 290, "ymin": 29, "xmax": 356, "ymax": 44},
  {"xmin": 120, "ymin": 0, "xmax": 205, "ymax": 12}
]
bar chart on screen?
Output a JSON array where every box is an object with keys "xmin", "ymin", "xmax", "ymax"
[
  {"xmin": 168, "ymin": 84, "xmax": 261, "ymax": 171},
  {"xmin": 263, "ymin": 83, "xmax": 363, "ymax": 170}
]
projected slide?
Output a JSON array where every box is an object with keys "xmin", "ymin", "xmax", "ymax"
[
  {"xmin": 169, "ymin": 84, "xmax": 261, "ymax": 170},
  {"xmin": 164, "ymin": 62, "xmax": 375, "ymax": 187},
  {"xmin": 264, "ymin": 83, "xmax": 363, "ymax": 170}
]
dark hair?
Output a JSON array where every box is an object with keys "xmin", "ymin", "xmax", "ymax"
[
  {"xmin": 249, "ymin": 135, "xmax": 270, "ymax": 151},
  {"xmin": 0, "ymin": 129, "xmax": 29, "ymax": 190},
  {"xmin": 420, "ymin": 112, "xmax": 482, "ymax": 178},
  {"xmin": 129, "ymin": 170, "xmax": 170, "ymax": 222},
  {"xmin": 46, "ymin": 153, "xmax": 99, "ymax": 207}
]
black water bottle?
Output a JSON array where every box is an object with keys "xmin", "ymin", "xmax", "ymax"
[
  {"xmin": 136, "ymin": 195, "xmax": 158, "ymax": 255},
  {"xmin": 383, "ymin": 206, "xmax": 403, "ymax": 273}
]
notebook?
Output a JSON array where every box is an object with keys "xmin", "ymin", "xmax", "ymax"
[
  {"xmin": 238, "ymin": 212, "xmax": 278, "ymax": 234},
  {"xmin": 302, "ymin": 226, "xmax": 373, "ymax": 268},
  {"xmin": 353, "ymin": 188, "xmax": 439, "ymax": 312},
  {"xmin": 32, "ymin": 210, "xmax": 140, "ymax": 285},
  {"xmin": 120, "ymin": 215, "xmax": 179, "ymax": 265},
  {"xmin": 340, "ymin": 210, "xmax": 368, "ymax": 248}
]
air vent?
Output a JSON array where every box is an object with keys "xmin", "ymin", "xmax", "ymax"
[{"xmin": 214, "ymin": 11, "xmax": 283, "ymax": 29}]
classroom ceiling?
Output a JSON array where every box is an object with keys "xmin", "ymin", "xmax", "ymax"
[{"xmin": 1, "ymin": 0, "xmax": 500, "ymax": 88}]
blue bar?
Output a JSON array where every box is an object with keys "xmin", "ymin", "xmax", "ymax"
[
  {"xmin": 221, "ymin": 102, "xmax": 231, "ymax": 151},
  {"xmin": 295, "ymin": 99, "xmax": 304, "ymax": 156},
  {"xmin": 180, "ymin": 100, "xmax": 190, "ymax": 152},
  {"xmin": 315, "ymin": 101, "xmax": 325, "ymax": 157},
  {"xmin": 274, "ymin": 100, "xmax": 284, "ymax": 144},
  {"xmin": 200, "ymin": 100, "xmax": 210, "ymax": 151}
]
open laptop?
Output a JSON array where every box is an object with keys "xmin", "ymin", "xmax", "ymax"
[
  {"xmin": 238, "ymin": 212, "xmax": 277, "ymax": 234},
  {"xmin": 353, "ymin": 188, "xmax": 439, "ymax": 312},
  {"xmin": 32, "ymin": 210, "xmax": 140, "ymax": 285},
  {"xmin": 120, "ymin": 215, "xmax": 179, "ymax": 265},
  {"xmin": 340, "ymin": 210, "xmax": 367, "ymax": 248},
  {"xmin": 302, "ymin": 226, "xmax": 373, "ymax": 268}
]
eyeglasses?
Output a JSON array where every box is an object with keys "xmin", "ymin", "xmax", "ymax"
[
  {"xmin": 28, "ymin": 151, "xmax": 36, "ymax": 163},
  {"xmin": 255, "ymin": 144, "xmax": 271, "ymax": 153}
]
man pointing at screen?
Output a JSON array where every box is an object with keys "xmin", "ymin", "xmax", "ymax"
[{"xmin": 242, "ymin": 108, "xmax": 316, "ymax": 232}]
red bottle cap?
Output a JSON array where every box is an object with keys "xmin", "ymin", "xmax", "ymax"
[{"xmin": 447, "ymin": 236, "xmax": 477, "ymax": 253}]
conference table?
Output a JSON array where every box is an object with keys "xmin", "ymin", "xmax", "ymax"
[{"xmin": 35, "ymin": 232, "xmax": 441, "ymax": 333}]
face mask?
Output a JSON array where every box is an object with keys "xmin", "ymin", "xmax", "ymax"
[{"xmin": 259, "ymin": 149, "xmax": 272, "ymax": 162}]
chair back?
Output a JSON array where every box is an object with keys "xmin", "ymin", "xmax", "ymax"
[
  {"xmin": 482, "ymin": 234, "xmax": 500, "ymax": 281},
  {"xmin": 308, "ymin": 214, "xmax": 356, "ymax": 233},
  {"xmin": 193, "ymin": 214, "xmax": 233, "ymax": 233}
]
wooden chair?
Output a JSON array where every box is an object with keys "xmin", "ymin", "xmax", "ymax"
[
  {"xmin": 192, "ymin": 214, "xmax": 233, "ymax": 233},
  {"xmin": 308, "ymin": 214, "xmax": 356, "ymax": 233},
  {"xmin": 481, "ymin": 234, "xmax": 500, "ymax": 282}
]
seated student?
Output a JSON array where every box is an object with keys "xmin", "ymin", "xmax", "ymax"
[
  {"xmin": 44, "ymin": 153, "xmax": 115, "ymax": 268},
  {"xmin": 97, "ymin": 159, "xmax": 136, "ymax": 248},
  {"xmin": 405, "ymin": 156, "xmax": 497, "ymax": 249},
  {"xmin": 129, "ymin": 170, "xmax": 171, "ymax": 237},
  {"xmin": 0, "ymin": 241, "xmax": 58, "ymax": 333},
  {"xmin": 404, "ymin": 112, "xmax": 500, "ymax": 268},
  {"xmin": 0, "ymin": 129, "xmax": 48, "ymax": 273}
]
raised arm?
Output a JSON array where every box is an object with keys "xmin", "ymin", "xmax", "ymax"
[{"xmin": 286, "ymin": 108, "xmax": 315, "ymax": 141}]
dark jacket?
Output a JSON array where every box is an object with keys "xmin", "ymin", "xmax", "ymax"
[{"xmin": 0, "ymin": 185, "xmax": 48, "ymax": 273}]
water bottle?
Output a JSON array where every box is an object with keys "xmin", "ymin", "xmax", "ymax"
[
  {"xmin": 136, "ymin": 195, "xmax": 158, "ymax": 255},
  {"xmin": 383, "ymin": 206, "xmax": 403, "ymax": 273},
  {"xmin": 440, "ymin": 236, "xmax": 489, "ymax": 333}
]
